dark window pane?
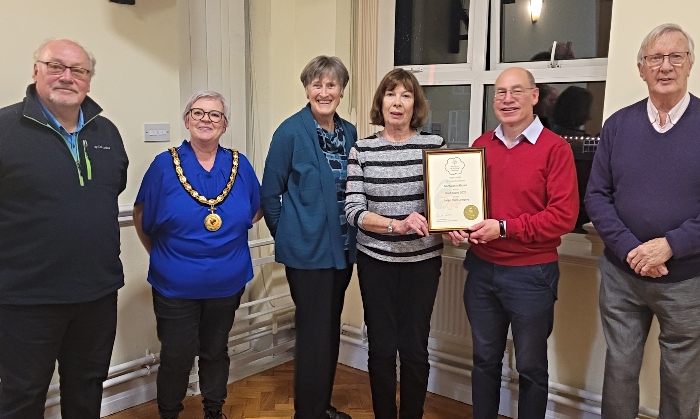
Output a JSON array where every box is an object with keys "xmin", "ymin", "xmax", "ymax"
[
  {"xmin": 483, "ymin": 81, "xmax": 606, "ymax": 233},
  {"xmin": 500, "ymin": 0, "xmax": 613, "ymax": 63},
  {"xmin": 395, "ymin": 0, "xmax": 470, "ymax": 65},
  {"xmin": 421, "ymin": 85, "xmax": 471, "ymax": 145}
]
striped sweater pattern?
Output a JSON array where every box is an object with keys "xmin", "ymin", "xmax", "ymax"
[{"xmin": 345, "ymin": 131, "xmax": 445, "ymax": 262}]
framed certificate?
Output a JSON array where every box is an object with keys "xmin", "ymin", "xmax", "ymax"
[{"xmin": 423, "ymin": 148, "xmax": 488, "ymax": 232}]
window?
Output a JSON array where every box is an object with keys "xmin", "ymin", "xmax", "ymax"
[
  {"xmin": 384, "ymin": 0, "xmax": 613, "ymax": 233},
  {"xmin": 395, "ymin": 0, "xmax": 471, "ymax": 65},
  {"xmin": 499, "ymin": 0, "xmax": 613, "ymax": 63},
  {"xmin": 421, "ymin": 85, "xmax": 472, "ymax": 142}
]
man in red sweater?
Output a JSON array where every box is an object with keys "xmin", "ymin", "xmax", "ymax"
[{"xmin": 447, "ymin": 67, "xmax": 578, "ymax": 419}]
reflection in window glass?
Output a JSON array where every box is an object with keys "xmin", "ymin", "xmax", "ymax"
[
  {"xmin": 500, "ymin": 0, "xmax": 613, "ymax": 63},
  {"xmin": 395, "ymin": 0, "xmax": 470, "ymax": 65},
  {"xmin": 421, "ymin": 85, "xmax": 471, "ymax": 146},
  {"xmin": 483, "ymin": 81, "xmax": 606, "ymax": 233}
]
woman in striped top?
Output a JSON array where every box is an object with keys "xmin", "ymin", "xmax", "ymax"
[{"xmin": 345, "ymin": 69, "xmax": 444, "ymax": 419}]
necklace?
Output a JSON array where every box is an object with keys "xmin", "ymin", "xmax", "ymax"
[{"xmin": 169, "ymin": 147, "xmax": 239, "ymax": 232}]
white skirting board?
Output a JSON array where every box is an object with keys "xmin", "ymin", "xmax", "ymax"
[{"xmin": 337, "ymin": 338, "xmax": 602, "ymax": 419}]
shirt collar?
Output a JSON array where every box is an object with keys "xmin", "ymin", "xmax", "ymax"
[
  {"xmin": 493, "ymin": 116, "xmax": 544, "ymax": 148},
  {"xmin": 39, "ymin": 99, "xmax": 85, "ymax": 135},
  {"xmin": 647, "ymin": 91, "xmax": 690, "ymax": 132}
]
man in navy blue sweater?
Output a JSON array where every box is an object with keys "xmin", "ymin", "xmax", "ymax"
[{"xmin": 586, "ymin": 23, "xmax": 700, "ymax": 418}]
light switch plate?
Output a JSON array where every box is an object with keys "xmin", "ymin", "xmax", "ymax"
[{"xmin": 144, "ymin": 123, "xmax": 170, "ymax": 142}]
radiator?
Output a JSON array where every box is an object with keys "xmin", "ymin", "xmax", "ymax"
[{"xmin": 430, "ymin": 255, "xmax": 471, "ymax": 345}]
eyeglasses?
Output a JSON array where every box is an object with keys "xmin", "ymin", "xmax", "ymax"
[
  {"xmin": 38, "ymin": 61, "xmax": 91, "ymax": 81},
  {"xmin": 189, "ymin": 108, "xmax": 225, "ymax": 123},
  {"xmin": 643, "ymin": 52, "xmax": 690, "ymax": 68},
  {"xmin": 494, "ymin": 87, "xmax": 535, "ymax": 101}
]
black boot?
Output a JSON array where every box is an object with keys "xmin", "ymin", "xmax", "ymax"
[
  {"xmin": 327, "ymin": 406, "xmax": 352, "ymax": 419},
  {"xmin": 203, "ymin": 408, "xmax": 227, "ymax": 419}
]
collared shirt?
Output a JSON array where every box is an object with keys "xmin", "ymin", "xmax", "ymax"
[
  {"xmin": 493, "ymin": 115, "xmax": 544, "ymax": 149},
  {"xmin": 39, "ymin": 100, "xmax": 85, "ymax": 160},
  {"xmin": 647, "ymin": 91, "xmax": 690, "ymax": 133}
]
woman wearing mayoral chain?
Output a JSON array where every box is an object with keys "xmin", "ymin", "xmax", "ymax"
[{"xmin": 133, "ymin": 91, "xmax": 261, "ymax": 419}]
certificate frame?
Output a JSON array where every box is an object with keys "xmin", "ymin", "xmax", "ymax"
[{"xmin": 423, "ymin": 147, "xmax": 488, "ymax": 233}]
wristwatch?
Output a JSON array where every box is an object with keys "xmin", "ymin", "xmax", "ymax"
[
  {"xmin": 498, "ymin": 220, "xmax": 506, "ymax": 238},
  {"xmin": 387, "ymin": 219, "xmax": 394, "ymax": 233}
]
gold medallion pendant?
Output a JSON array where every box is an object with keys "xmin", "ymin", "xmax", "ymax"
[
  {"xmin": 205, "ymin": 212, "xmax": 223, "ymax": 231},
  {"xmin": 169, "ymin": 146, "xmax": 239, "ymax": 232}
]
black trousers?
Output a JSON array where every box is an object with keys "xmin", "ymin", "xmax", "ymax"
[
  {"xmin": 357, "ymin": 252, "xmax": 442, "ymax": 419},
  {"xmin": 285, "ymin": 258, "xmax": 353, "ymax": 419},
  {"xmin": 152, "ymin": 288, "xmax": 244, "ymax": 417},
  {"xmin": 0, "ymin": 291, "xmax": 118, "ymax": 419}
]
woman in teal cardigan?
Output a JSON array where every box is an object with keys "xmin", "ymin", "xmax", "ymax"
[{"xmin": 261, "ymin": 56, "xmax": 357, "ymax": 419}]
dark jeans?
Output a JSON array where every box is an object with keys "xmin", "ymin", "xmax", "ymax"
[
  {"xmin": 286, "ymin": 258, "xmax": 353, "ymax": 419},
  {"xmin": 357, "ymin": 251, "xmax": 442, "ymax": 419},
  {"xmin": 152, "ymin": 288, "xmax": 244, "ymax": 417},
  {"xmin": 0, "ymin": 291, "xmax": 118, "ymax": 419},
  {"xmin": 464, "ymin": 251, "xmax": 558, "ymax": 419}
]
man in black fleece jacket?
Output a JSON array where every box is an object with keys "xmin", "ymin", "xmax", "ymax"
[{"xmin": 0, "ymin": 39, "xmax": 128, "ymax": 419}]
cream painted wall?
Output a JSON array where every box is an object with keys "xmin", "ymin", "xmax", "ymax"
[{"xmin": 0, "ymin": 0, "xmax": 179, "ymax": 367}]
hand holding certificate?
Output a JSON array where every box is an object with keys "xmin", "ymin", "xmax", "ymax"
[{"xmin": 423, "ymin": 148, "xmax": 488, "ymax": 233}]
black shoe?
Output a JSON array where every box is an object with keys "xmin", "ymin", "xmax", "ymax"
[
  {"xmin": 203, "ymin": 409, "xmax": 227, "ymax": 419},
  {"xmin": 327, "ymin": 406, "xmax": 351, "ymax": 419}
]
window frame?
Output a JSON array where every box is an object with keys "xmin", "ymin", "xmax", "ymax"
[{"xmin": 381, "ymin": 0, "xmax": 609, "ymax": 145}]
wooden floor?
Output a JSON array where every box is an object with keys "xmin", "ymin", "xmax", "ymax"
[{"xmin": 107, "ymin": 361, "xmax": 495, "ymax": 419}]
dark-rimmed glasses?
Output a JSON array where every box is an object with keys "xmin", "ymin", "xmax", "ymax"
[
  {"xmin": 643, "ymin": 52, "xmax": 690, "ymax": 68},
  {"xmin": 37, "ymin": 61, "xmax": 91, "ymax": 81},
  {"xmin": 494, "ymin": 87, "xmax": 536, "ymax": 101},
  {"xmin": 189, "ymin": 108, "xmax": 225, "ymax": 123}
]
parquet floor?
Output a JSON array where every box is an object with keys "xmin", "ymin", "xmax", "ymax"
[{"xmin": 107, "ymin": 361, "xmax": 494, "ymax": 419}]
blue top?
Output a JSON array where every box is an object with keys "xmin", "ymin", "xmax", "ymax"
[
  {"xmin": 136, "ymin": 140, "xmax": 260, "ymax": 298},
  {"xmin": 261, "ymin": 104, "xmax": 358, "ymax": 270},
  {"xmin": 585, "ymin": 95, "xmax": 700, "ymax": 282}
]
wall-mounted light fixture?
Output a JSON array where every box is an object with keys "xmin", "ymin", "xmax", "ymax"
[{"xmin": 530, "ymin": 0, "xmax": 542, "ymax": 23}]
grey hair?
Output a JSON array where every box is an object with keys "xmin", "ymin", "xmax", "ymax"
[
  {"xmin": 33, "ymin": 39, "xmax": 97, "ymax": 76},
  {"xmin": 182, "ymin": 91, "xmax": 231, "ymax": 124},
  {"xmin": 299, "ymin": 55, "xmax": 350, "ymax": 90},
  {"xmin": 637, "ymin": 23, "xmax": 695, "ymax": 66}
]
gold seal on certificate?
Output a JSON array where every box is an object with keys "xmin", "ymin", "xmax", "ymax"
[
  {"xmin": 463, "ymin": 205, "xmax": 479, "ymax": 221},
  {"xmin": 423, "ymin": 148, "xmax": 488, "ymax": 232}
]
